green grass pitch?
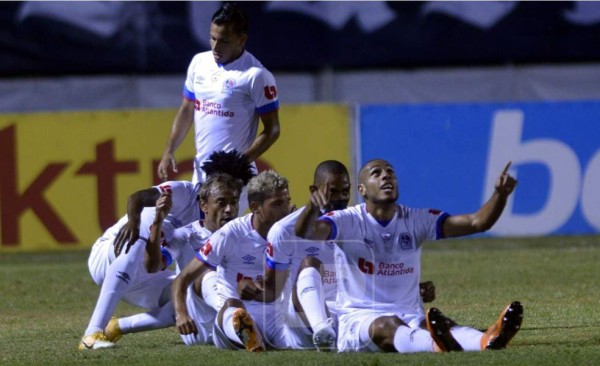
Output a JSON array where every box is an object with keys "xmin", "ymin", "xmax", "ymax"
[{"xmin": 2, "ymin": 235, "xmax": 600, "ymax": 365}]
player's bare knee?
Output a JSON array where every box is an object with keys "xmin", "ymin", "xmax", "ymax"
[
  {"xmin": 369, "ymin": 316, "xmax": 406, "ymax": 352},
  {"xmin": 299, "ymin": 256, "xmax": 324, "ymax": 275}
]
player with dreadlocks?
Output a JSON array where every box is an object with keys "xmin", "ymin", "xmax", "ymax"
[{"xmin": 79, "ymin": 150, "xmax": 254, "ymax": 350}]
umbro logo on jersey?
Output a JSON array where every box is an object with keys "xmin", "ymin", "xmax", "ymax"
[
  {"xmin": 364, "ymin": 238, "xmax": 375, "ymax": 248},
  {"xmin": 116, "ymin": 271, "xmax": 130, "ymax": 284},
  {"xmin": 242, "ymin": 255, "xmax": 256, "ymax": 264},
  {"xmin": 195, "ymin": 75, "xmax": 205, "ymax": 84},
  {"xmin": 305, "ymin": 246, "xmax": 319, "ymax": 255}
]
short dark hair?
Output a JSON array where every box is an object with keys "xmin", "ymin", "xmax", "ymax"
[
  {"xmin": 199, "ymin": 173, "xmax": 243, "ymax": 203},
  {"xmin": 211, "ymin": 2, "xmax": 248, "ymax": 35},
  {"xmin": 313, "ymin": 160, "xmax": 349, "ymax": 186}
]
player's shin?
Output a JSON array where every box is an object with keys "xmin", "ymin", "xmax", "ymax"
[
  {"xmin": 296, "ymin": 267, "xmax": 329, "ymax": 329},
  {"xmin": 393, "ymin": 326, "xmax": 436, "ymax": 353}
]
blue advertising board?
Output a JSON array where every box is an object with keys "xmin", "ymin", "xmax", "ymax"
[{"xmin": 358, "ymin": 101, "xmax": 600, "ymax": 236}]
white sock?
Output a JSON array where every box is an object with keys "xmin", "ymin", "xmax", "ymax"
[
  {"xmin": 296, "ymin": 267, "xmax": 329, "ymax": 330},
  {"xmin": 84, "ymin": 242, "xmax": 144, "ymax": 336},
  {"xmin": 201, "ymin": 271, "xmax": 220, "ymax": 311},
  {"xmin": 450, "ymin": 326, "xmax": 484, "ymax": 351},
  {"xmin": 393, "ymin": 326, "xmax": 435, "ymax": 353},
  {"xmin": 222, "ymin": 307, "xmax": 243, "ymax": 345},
  {"xmin": 118, "ymin": 301, "xmax": 176, "ymax": 334}
]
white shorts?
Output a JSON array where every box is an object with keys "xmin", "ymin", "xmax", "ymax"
[
  {"xmin": 180, "ymin": 285, "xmax": 216, "ymax": 346},
  {"xmin": 213, "ymin": 301, "xmax": 290, "ymax": 350},
  {"xmin": 337, "ymin": 308, "xmax": 425, "ymax": 352},
  {"xmin": 87, "ymin": 234, "xmax": 115, "ymax": 286},
  {"xmin": 89, "ymin": 235, "xmax": 175, "ymax": 310}
]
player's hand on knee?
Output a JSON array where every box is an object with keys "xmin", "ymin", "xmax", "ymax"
[
  {"xmin": 176, "ymin": 313, "xmax": 198, "ymax": 335},
  {"xmin": 237, "ymin": 278, "xmax": 261, "ymax": 301},
  {"xmin": 114, "ymin": 221, "xmax": 140, "ymax": 257},
  {"xmin": 420, "ymin": 281, "xmax": 436, "ymax": 303}
]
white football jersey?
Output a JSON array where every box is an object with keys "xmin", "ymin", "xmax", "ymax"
[
  {"xmin": 321, "ymin": 203, "xmax": 448, "ymax": 315},
  {"xmin": 266, "ymin": 207, "xmax": 337, "ymax": 302},
  {"xmin": 101, "ymin": 180, "xmax": 200, "ymax": 243},
  {"xmin": 183, "ymin": 50, "xmax": 279, "ymax": 182},
  {"xmin": 163, "ymin": 220, "xmax": 212, "ymax": 274},
  {"xmin": 197, "ymin": 214, "xmax": 268, "ymax": 301}
]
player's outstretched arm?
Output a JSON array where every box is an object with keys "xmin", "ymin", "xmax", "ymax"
[
  {"xmin": 244, "ymin": 110, "xmax": 280, "ymax": 163},
  {"xmin": 113, "ymin": 187, "xmax": 162, "ymax": 256},
  {"xmin": 144, "ymin": 191, "xmax": 172, "ymax": 273},
  {"xmin": 158, "ymin": 99, "xmax": 195, "ymax": 181},
  {"xmin": 443, "ymin": 161, "xmax": 517, "ymax": 238},
  {"xmin": 172, "ymin": 259, "xmax": 213, "ymax": 336}
]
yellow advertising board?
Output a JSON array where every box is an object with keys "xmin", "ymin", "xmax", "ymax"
[{"xmin": 0, "ymin": 104, "xmax": 351, "ymax": 252}]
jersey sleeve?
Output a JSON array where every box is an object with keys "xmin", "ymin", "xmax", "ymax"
[
  {"xmin": 249, "ymin": 68, "xmax": 279, "ymax": 115},
  {"xmin": 164, "ymin": 225, "xmax": 194, "ymax": 270},
  {"xmin": 196, "ymin": 228, "xmax": 230, "ymax": 270},
  {"xmin": 319, "ymin": 208, "xmax": 353, "ymax": 242},
  {"xmin": 154, "ymin": 181, "xmax": 196, "ymax": 217},
  {"xmin": 413, "ymin": 208, "xmax": 449, "ymax": 243},
  {"xmin": 183, "ymin": 55, "xmax": 198, "ymax": 101},
  {"xmin": 265, "ymin": 223, "xmax": 294, "ymax": 271}
]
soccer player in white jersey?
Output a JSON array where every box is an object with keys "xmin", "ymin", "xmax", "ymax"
[
  {"xmin": 249, "ymin": 161, "xmax": 438, "ymax": 352},
  {"xmin": 157, "ymin": 3, "xmax": 280, "ymax": 214},
  {"xmin": 173, "ymin": 170, "xmax": 292, "ymax": 352},
  {"xmin": 79, "ymin": 180, "xmax": 200, "ymax": 350},
  {"xmin": 294, "ymin": 159, "xmax": 524, "ymax": 353},
  {"xmin": 79, "ymin": 150, "xmax": 253, "ymax": 350},
  {"xmin": 102, "ymin": 173, "xmax": 245, "ymax": 346}
]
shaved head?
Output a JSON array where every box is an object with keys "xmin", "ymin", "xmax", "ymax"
[
  {"xmin": 313, "ymin": 160, "xmax": 349, "ymax": 186},
  {"xmin": 359, "ymin": 159, "xmax": 391, "ymax": 185}
]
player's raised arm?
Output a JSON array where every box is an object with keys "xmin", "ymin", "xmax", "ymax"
[
  {"xmin": 145, "ymin": 191, "xmax": 172, "ymax": 273},
  {"xmin": 158, "ymin": 98, "xmax": 195, "ymax": 181},
  {"xmin": 294, "ymin": 184, "xmax": 333, "ymax": 241},
  {"xmin": 443, "ymin": 161, "xmax": 517, "ymax": 238}
]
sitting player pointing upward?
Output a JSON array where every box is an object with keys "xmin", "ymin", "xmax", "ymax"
[{"xmin": 295, "ymin": 159, "xmax": 523, "ymax": 353}]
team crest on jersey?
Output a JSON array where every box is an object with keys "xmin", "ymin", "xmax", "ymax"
[
  {"xmin": 242, "ymin": 255, "xmax": 256, "ymax": 264},
  {"xmin": 399, "ymin": 232, "xmax": 413, "ymax": 250},
  {"xmin": 222, "ymin": 78, "xmax": 236, "ymax": 95}
]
